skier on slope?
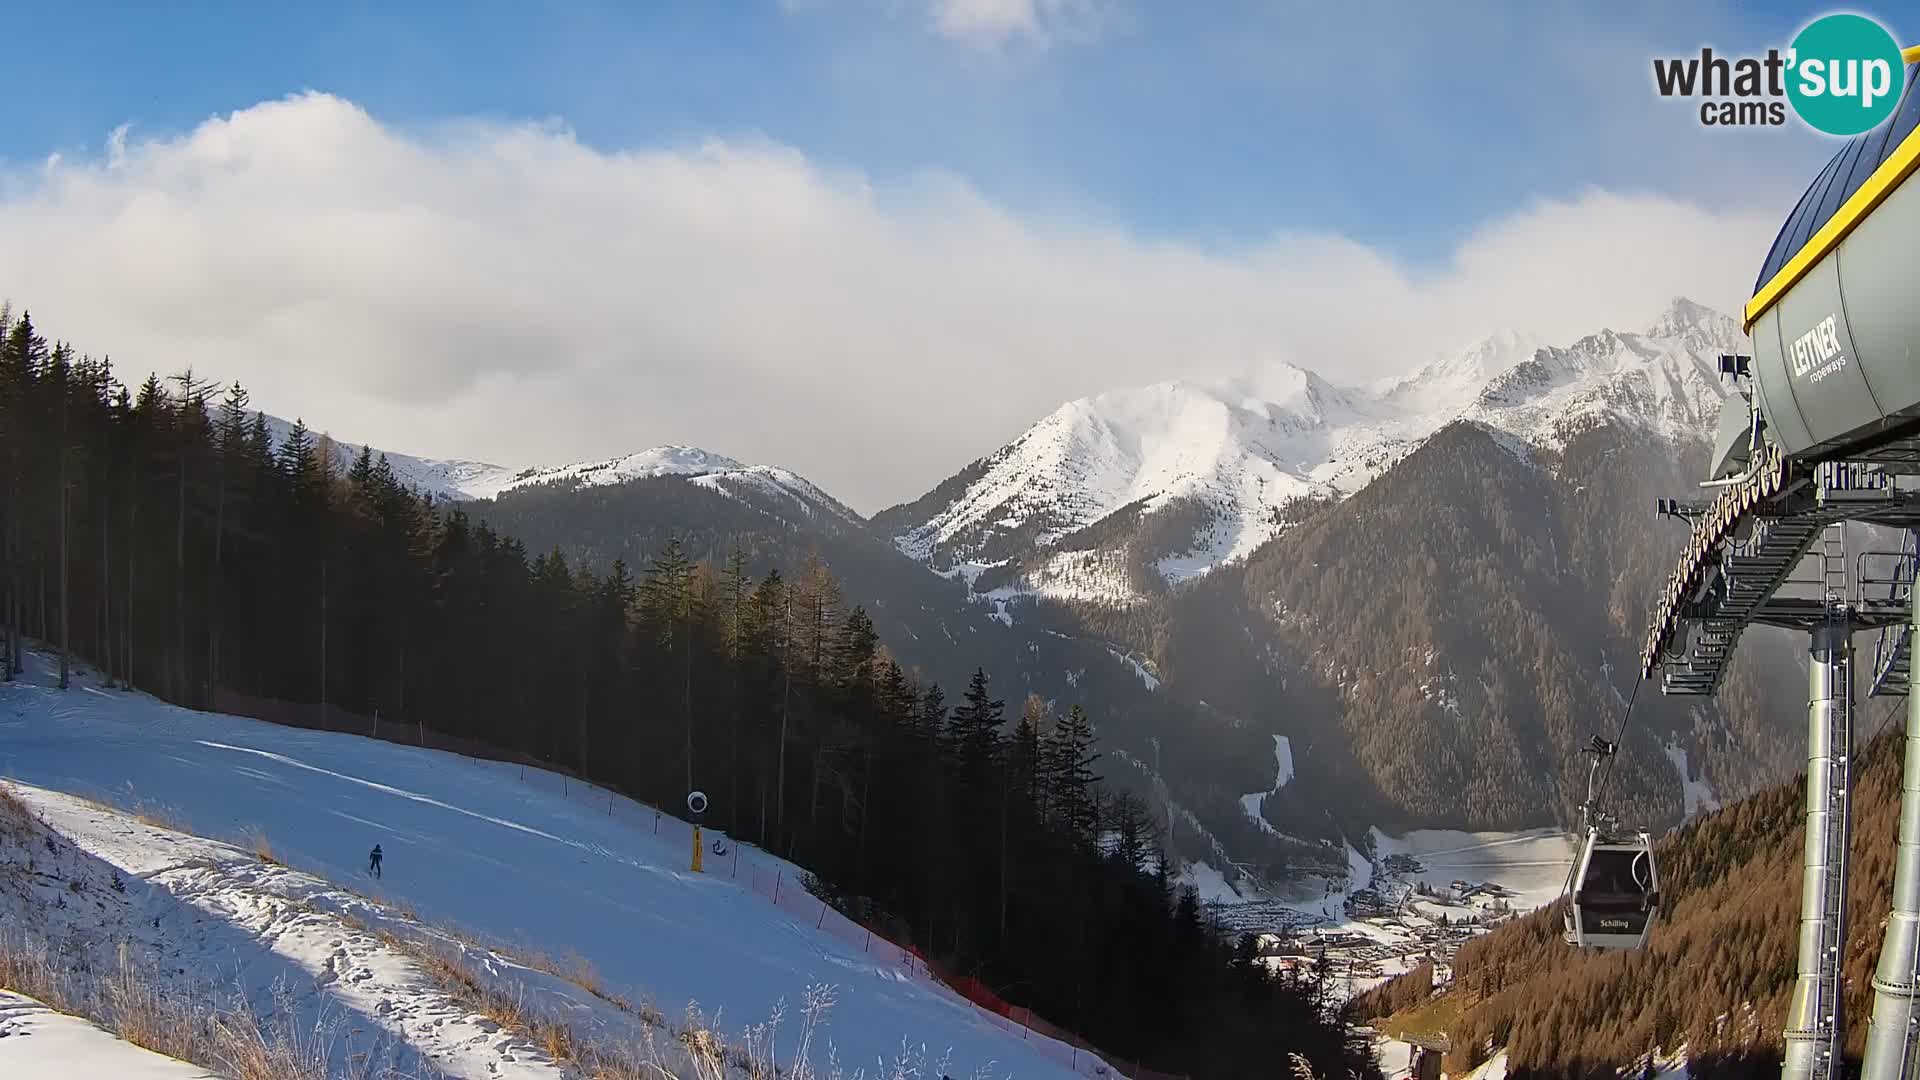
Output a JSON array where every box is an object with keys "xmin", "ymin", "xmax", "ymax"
[{"xmin": 369, "ymin": 844, "xmax": 383, "ymax": 878}]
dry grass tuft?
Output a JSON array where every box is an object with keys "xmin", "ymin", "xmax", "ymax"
[
  {"xmin": 134, "ymin": 803, "xmax": 192, "ymax": 833},
  {"xmin": 525, "ymin": 946, "xmax": 610, "ymax": 999},
  {"xmin": 366, "ymin": 889, "xmax": 418, "ymax": 921},
  {"xmin": 240, "ymin": 826, "xmax": 282, "ymax": 865},
  {"xmin": 0, "ymin": 928, "xmax": 62, "ymax": 1000},
  {"xmin": 531, "ymin": 1015, "xmax": 576, "ymax": 1063},
  {"xmin": 0, "ymin": 782, "xmax": 35, "ymax": 838}
]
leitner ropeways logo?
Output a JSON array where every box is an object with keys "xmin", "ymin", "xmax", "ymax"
[
  {"xmin": 1791, "ymin": 314, "xmax": 1849, "ymax": 383},
  {"xmin": 1653, "ymin": 12, "xmax": 1907, "ymax": 135}
]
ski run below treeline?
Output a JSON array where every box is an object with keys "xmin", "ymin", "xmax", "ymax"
[{"xmin": 0, "ymin": 647, "xmax": 1114, "ymax": 1079}]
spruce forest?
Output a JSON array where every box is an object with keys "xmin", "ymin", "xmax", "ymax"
[{"xmin": 0, "ymin": 308, "xmax": 1377, "ymax": 1079}]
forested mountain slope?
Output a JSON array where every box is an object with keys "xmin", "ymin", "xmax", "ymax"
[
  {"xmin": 1142, "ymin": 418, "xmax": 1808, "ymax": 835},
  {"xmin": 467, "ymin": 460, "xmax": 1347, "ymax": 883}
]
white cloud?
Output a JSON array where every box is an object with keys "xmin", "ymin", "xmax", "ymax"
[
  {"xmin": 786, "ymin": 0, "xmax": 1121, "ymax": 50},
  {"xmin": 930, "ymin": 0, "xmax": 1039, "ymax": 42},
  {"xmin": 928, "ymin": 0, "xmax": 1116, "ymax": 48},
  {"xmin": 0, "ymin": 94, "xmax": 1780, "ymax": 513}
]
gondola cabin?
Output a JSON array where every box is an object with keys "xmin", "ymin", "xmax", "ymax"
[{"xmin": 1563, "ymin": 828, "xmax": 1660, "ymax": 950}]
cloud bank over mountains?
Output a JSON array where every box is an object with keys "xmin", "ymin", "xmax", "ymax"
[{"xmin": 0, "ymin": 92, "xmax": 1775, "ymax": 512}]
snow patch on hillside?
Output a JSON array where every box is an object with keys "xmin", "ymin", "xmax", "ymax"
[
  {"xmin": 1020, "ymin": 549, "xmax": 1137, "ymax": 605},
  {"xmin": 1237, "ymin": 736, "xmax": 1295, "ymax": 837},
  {"xmin": 1463, "ymin": 1049, "xmax": 1510, "ymax": 1080},
  {"xmin": 1179, "ymin": 861, "xmax": 1246, "ymax": 905},
  {"xmin": 1268, "ymin": 736, "xmax": 1295, "ymax": 787},
  {"xmin": 1108, "ymin": 648, "xmax": 1160, "ymax": 691},
  {"xmin": 1664, "ymin": 743, "xmax": 1720, "ymax": 820},
  {"xmin": 1642, "ymin": 1044, "xmax": 1693, "ymax": 1080},
  {"xmin": 1346, "ymin": 841, "xmax": 1373, "ymax": 895}
]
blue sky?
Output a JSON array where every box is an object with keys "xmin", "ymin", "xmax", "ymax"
[
  {"xmin": 4, "ymin": 1, "xmax": 1890, "ymax": 263},
  {"xmin": 0, "ymin": 2, "xmax": 1909, "ymax": 507}
]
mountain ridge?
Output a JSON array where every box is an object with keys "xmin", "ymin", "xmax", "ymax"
[
  {"xmin": 879, "ymin": 296, "xmax": 1745, "ymax": 606},
  {"xmin": 255, "ymin": 412, "xmax": 862, "ymax": 526},
  {"xmin": 258, "ymin": 294, "xmax": 1742, "ymax": 597}
]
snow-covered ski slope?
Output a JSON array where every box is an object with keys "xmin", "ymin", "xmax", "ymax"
[{"xmin": 0, "ymin": 650, "xmax": 1110, "ymax": 1079}]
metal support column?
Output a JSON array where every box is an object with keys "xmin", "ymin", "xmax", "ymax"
[
  {"xmin": 1784, "ymin": 613, "xmax": 1856, "ymax": 1080},
  {"xmin": 1863, "ymin": 570, "xmax": 1920, "ymax": 1080}
]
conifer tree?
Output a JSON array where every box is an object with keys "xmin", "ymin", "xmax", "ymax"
[
  {"xmin": 949, "ymin": 667, "xmax": 1003, "ymax": 800},
  {"xmin": 644, "ymin": 536, "xmax": 697, "ymax": 794},
  {"xmin": 1047, "ymin": 703, "xmax": 1101, "ymax": 844}
]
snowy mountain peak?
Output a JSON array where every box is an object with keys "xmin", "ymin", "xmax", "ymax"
[
  {"xmin": 490, "ymin": 445, "xmax": 753, "ymax": 494},
  {"xmin": 1382, "ymin": 328, "xmax": 1546, "ymax": 414},
  {"xmin": 1456, "ymin": 298, "xmax": 1744, "ymax": 459},
  {"xmin": 892, "ymin": 373, "xmax": 1370, "ymax": 582},
  {"xmin": 489, "ymin": 445, "xmax": 861, "ymax": 524},
  {"xmin": 1060, "ymin": 368, "xmax": 1358, "ymax": 448},
  {"xmin": 890, "ymin": 300, "xmax": 1749, "ymax": 605},
  {"xmin": 1198, "ymin": 364, "xmax": 1370, "ymax": 428},
  {"xmin": 1645, "ymin": 295, "xmax": 1741, "ymax": 345}
]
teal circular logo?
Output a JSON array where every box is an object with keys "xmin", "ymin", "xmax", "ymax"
[{"xmin": 1786, "ymin": 14, "xmax": 1907, "ymax": 136}]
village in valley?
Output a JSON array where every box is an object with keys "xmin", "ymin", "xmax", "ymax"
[{"xmin": 1202, "ymin": 841, "xmax": 1539, "ymax": 1007}]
